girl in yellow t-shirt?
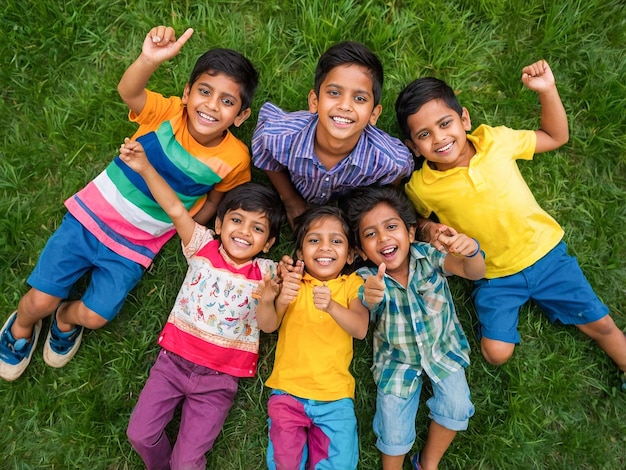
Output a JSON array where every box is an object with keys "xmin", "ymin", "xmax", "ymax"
[{"xmin": 256, "ymin": 205, "xmax": 369, "ymax": 470}]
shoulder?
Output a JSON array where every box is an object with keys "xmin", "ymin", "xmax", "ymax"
[
  {"xmin": 256, "ymin": 101, "xmax": 313, "ymax": 134},
  {"xmin": 362, "ymin": 125, "xmax": 412, "ymax": 157}
]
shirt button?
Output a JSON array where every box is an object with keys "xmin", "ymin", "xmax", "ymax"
[{"xmin": 325, "ymin": 177, "xmax": 330, "ymax": 181}]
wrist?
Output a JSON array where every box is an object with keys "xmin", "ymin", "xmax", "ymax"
[{"xmin": 466, "ymin": 238, "xmax": 481, "ymax": 258}]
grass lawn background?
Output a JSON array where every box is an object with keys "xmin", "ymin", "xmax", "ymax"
[{"xmin": 1, "ymin": 0, "xmax": 625, "ymax": 468}]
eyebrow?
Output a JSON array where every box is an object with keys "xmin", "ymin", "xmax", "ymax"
[
  {"xmin": 360, "ymin": 216, "xmax": 402, "ymax": 233},
  {"xmin": 307, "ymin": 231, "xmax": 347, "ymax": 239}
]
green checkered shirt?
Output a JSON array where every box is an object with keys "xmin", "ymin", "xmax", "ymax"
[{"xmin": 358, "ymin": 242, "xmax": 470, "ymax": 398}]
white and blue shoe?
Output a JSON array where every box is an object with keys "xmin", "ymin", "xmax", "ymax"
[{"xmin": 0, "ymin": 311, "xmax": 42, "ymax": 381}]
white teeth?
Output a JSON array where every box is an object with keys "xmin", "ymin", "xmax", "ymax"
[
  {"xmin": 437, "ymin": 142, "xmax": 453, "ymax": 153},
  {"xmin": 381, "ymin": 247, "xmax": 395, "ymax": 255},
  {"xmin": 316, "ymin": 257, "xmax": 333, "ymax": 263},
  {"xmin": 199, "ymin": 111, "xmax": 216, "ymax": 121},
  {"xmin": 332, "ymin": 116, "xmax": 352, "ymax": 124},
  {"xmin": 233, "ymin": 237, "xmax": 251, "ymax": 246}
]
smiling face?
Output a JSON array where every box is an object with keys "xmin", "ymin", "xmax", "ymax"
[
  {"xmin": 296, "ymin": 215, "xmax": 353, "ymax": 282},
  {"xmin": 214, "ymin": 208, "xmax": 275, "ymax": 265},
  {"xmin": 405, "ymin": 98, "xmax": 474, "ymax": 171},
  {"xmin": 308, "ymin": 64, "xmax": 382, "ymax": 153},
  {"xmin": 182, "ymin": 71, "xmax": 251, "ymax": 147},
  {"xmin": 357, "ymin": 202, "xmax": 416, "ymax": 280}
]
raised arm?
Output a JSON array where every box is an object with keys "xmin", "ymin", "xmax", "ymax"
[
  {"xmin": 119, "ymin": 139, "xmax": 196, "ymax": 245},
  {"xmin": 521, "ymin": 59, "xmax": 569, "ymax": 153},
  {"xmin": 263, "ymin": 169, "xmax": 307, "ymax": 228},
  {"xmin": 439, "ymin": 232, "xmax": 486, "ymax": 280},
  {"xmin": 118, "ymin": 26, "xmax": 194, "ymax": 116},
  {"xmin": 257, "ymin": 265, "xmax": 303, "ymax": 332}
]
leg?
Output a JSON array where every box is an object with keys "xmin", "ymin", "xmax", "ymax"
[
  {"xmin": 472, "ymin": 275, "xmax": 528, "ymax": 366},
  {"xmin": 13, "ymin": 288, "xmax": 62, "ymax": 338},
  {"xmin": 480, "ymin": 338, "xmax": 516, "ymax": 366},
  {"xmin": 127, "ymin": 350, "xmax": 186, "ymax": 470},
  {"xmin": 576, "ymin": 315, "xmax": 626, "ymax": 372},
  {"xmin": 267, "ymin": 393, "xmax": 310, "ymax": 470},
  {"xmin": 170, "ymin": 363, "xmax": 238, "ymax": 470},
  {"xmin": 307, "ymin": 398, "xmax": 358, "ymax": 470},
  {"xmin": 372, "ymin": 383, "xmax": 422, "ymax": 470},
  {"xmin": 422, "ymin": 369, "xmax": 474, "ymax": 470}
]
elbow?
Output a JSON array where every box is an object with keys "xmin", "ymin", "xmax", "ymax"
[{"xmin": 353, "ymin": 323, "xmax": 369, "ymax": 340}]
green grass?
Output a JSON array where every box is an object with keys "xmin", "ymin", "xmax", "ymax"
[{"xmin": 1, "ymin": 0, "xmax": 625, "ymax": 468}]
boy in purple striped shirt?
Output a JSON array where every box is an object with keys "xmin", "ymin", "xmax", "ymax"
[
  {"xmin": 0, "ymin": 26, "xmax": 258, "ymax": 381},
  {"xmin": 252, "ymin": 41, "xmax": 414, "ymax": 227}
]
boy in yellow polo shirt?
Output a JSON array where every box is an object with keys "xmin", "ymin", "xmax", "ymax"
[{"xmin": 396, "ymin": 60, "xmax": 626, "ymax": 389}]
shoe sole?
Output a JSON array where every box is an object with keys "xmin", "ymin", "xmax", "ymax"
[
  {"xmin": 43, "ymin": 323, "xmax": 83, "ymax": 368},
  {"xmin": 0, "ymin": 312, "xmax": 42, "ymax": 381}
]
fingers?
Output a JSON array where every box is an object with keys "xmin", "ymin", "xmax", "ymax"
[{"xmin": 377, "ymin": 262, "xmax": 386, "ymax": 279}]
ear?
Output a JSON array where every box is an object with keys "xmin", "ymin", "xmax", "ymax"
[
  {"xmin": 262, "ymin": 236, "xmax": 276, "ymax": 253},
  {"xmin": 308, "ymin": 89, "xmax": 319, "ymax": 114},
  {"xmin": 356, "ymin": 247, "xmax": 368, "ymax": 261},
  {"xmin": 233, "ymin": 107, "xmax": 252, "ymax": 128},
  {"xmin": 182, "ymin": 84, "xmax": 191, "ymax": 105},
  {"xmin": 214, "ymin": 217, "xmax": 222, "ymax": 236},
  {"xmin": 461, "ymin": 107, "xmax": 472, "ymax": 131},
  {"xmin": 296, "ymin": 248, "xmax": 303, "ymax": 261},
  {"xmin": 369, "ymin": 104, "xmax": 383, "ymax": 126},
  {"xmin": 346, "ymin": 248, "xmax": 355, "ymax": 266},
  {"xmin": 405, "ymin": 138, "xmax": 420, "ymax": 156},
  {"xmin": 408, "ymin": 225, "xmax": 417, "ymax": 243}
]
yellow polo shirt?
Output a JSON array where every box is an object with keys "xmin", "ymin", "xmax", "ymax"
[
  {"xmin": 266, "ymin": 272, "xmax": 363, "ymax": 401},
  {"xmin": 405, "ymin": 125, "xmax": 563, "ymax": 278}
]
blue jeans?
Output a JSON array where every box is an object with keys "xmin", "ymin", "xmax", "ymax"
[{"xmin": 373, "ymin": 369, "xmax": 474, "ymax": 456}]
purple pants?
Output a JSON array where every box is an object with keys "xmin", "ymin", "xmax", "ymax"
[{"xmin": 127, "ymin": 349, "xmax": 238, "ymax": 470}]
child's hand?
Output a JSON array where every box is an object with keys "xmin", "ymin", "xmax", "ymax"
[
  {"xmin": 141, "ymin": 26, "xmax": 194, "ymax": 65},
  {"xmin": 313, "ymin": 283, "xmax": 333, "ymax": 312},
  {"xmin": 438, "ymin": 232, "xmax": 479, "ymax": 257},
  {"xmin": 521, "ymin": 59, "xmax": 555, "ymax": 94},
  {"xmin": 363, "ymin": 263, "xmax": 386, "ymax": 306},
  {"xmin": 277, "ymin": 269, "xmax": 302, "ymax": 305},
  {"xmin": 119, "ymin": 138, "xmax": 150, "ymax": 173},
  {"xmin": 252, "ymin": 270, "xmax": 280, "ymax": 301}
]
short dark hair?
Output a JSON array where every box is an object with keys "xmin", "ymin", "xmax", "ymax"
[
  {"xmin": 339, "ymin": 185, "xmax": 417, "ymax": 249},
  {"xmin": 188, "ymin": 48, "xmax": 259, "ymax": 111},
  {"xmin": 395, "ymin": 77, "xmax": 463, "ymax": 140},
  {"xmin": 314, "ymin": 41, "xmax": 384, "ymax": 106},
  {"xmin": 292, "ymin": 205, "xmax": 354, "ymax": 255},
  {"xmin": 216, "ymin": 183, "xmax": 285, "ymax": 242}
]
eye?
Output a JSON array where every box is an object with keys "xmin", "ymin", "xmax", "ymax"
[
  {"xmin": 387, "ymin": 223, "xmax": 397, "ymax": 231},
  {"xmin": 354, "ymin": 95, "xmax": 367, "ymax": 103},
  {"xmin": 418, "ymin": 131, "xmax": 430, "ymax": 139},
  {"xmin": 331, "ymin": 238, "xmax": 344, "ymax": 244},
  {"xmin": 307, "ymin": 237, "xmax": 319, "ymax": 244},
  {"xmin": 254, "ymin": 226, "xmax": 265, "ymax": 233},
  {"xmin": 328, "ymin": 90, "xmax": 340, "ymax": 97},
  {"xmin": 363, "ymin": 230, "xmax": 375, "ymax": 238},
  {"xmin": 221, "ymin": 98, "xmax": 234, "ymax": 106},
  {"xmin": 199, "ymin": 88, "xmax": 210, "ymax": 96},
  {"xmin": 230, "ymin": 217, "xmax": 241, "ymax": 224},
  {"xmin": 441, "ymin": 120, "xmax": 452, "ymax": 128}
]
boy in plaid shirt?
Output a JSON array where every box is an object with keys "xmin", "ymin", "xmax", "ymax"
[{"xmin": 341, "ymin": 186, "xmax": 485, "ymax": 470}]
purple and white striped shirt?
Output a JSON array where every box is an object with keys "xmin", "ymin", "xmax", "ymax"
[{"xmin": 252, "ymin": 102, "xmax": 414, "ymax": 204}]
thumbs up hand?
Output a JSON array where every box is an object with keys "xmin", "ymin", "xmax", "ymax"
[{"xmin": 363, "ymin": 262, "xmax": 386, "ymax": 307}]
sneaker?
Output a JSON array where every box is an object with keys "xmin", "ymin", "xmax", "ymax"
[
  {"xmin": 43, "ymin": 311, "xmax": 83, "ymax": 368},
  {"xmin": 410, "ymin": 453, "xmax": 423, "ymax": 470},
  {"xmin": 0, "ymin": 311, "xmax": 42, "ymax": 381}
]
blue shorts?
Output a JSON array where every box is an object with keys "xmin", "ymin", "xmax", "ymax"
[
  {"xmin": 472, "ymin": 241, "xmax": 608, "ymax": 344},
  {"xmin": 373, "ymin": 369, "xmax": 474, "ymax": 456},
  {"xmin": 27, "ymin": 213, "xmax": 144, "ymax": 321},
  {"xmin": 267, "ymin": 390, "xmax": 358, "ymax": 470}
]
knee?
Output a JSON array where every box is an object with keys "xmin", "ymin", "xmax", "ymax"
[
  {"xmin": 481, "ymin": 339, "xmax": 515, "ymax": 366},
  {"xmin": 578, "ymin": 315, "xmax": 616, "ymax": 338},
  {"xmin": 62, "ymin": 302, "xmax": 109, "ymax": 330},
  {"xmin": 19, "ymin": 289, "xmax": 60, "ymax": 316}
]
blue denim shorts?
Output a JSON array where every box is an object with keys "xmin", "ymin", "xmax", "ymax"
[
  {"xmin": 373, "ymin": 369, "xmax": 474, "ymax": 456},
  {"xmin": 27, "ymin": 213, "xmax": 144, "ymax": 320},
  {"xmin": 472, "ymin": 241, "xmax": 608, "ymax": 344}
]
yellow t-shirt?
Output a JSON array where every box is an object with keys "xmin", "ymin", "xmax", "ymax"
[
  {"xmin": 405, "ymin": 124, "xmax": 563, "ymax": 278},
  {"xmin": 266, "ymin": 272, "xmax": 364, "ymax": 401}
]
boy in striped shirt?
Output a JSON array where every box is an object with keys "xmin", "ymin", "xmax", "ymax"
[{"xmin": 0, "ymin": 25, "xmax": 258, "ymax": 381}]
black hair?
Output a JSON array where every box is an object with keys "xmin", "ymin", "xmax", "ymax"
[
  {"xmin": 314, "ymin": 41, "xmax": 384, "ymax": 106},
  {"xmin": 216, "ymin": 183, "xmax": 285, "ymax": 242},
  {"xmin": 339, "ymin": 185, "xmax": 417, "ymax": 250},
  {"xmin": 188, "ymin": 48, "xmax": 259, "ymax": 112},
  {"xmin": 292, "ymin": 205, "xmax": 354, "ymax": 258},
  {"xmin": 395, "ymin": 77, "xmax": 463, "ymax": 140}
]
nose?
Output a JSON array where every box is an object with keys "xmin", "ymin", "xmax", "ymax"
[{"xmin": 337, "ymin": 95, "xmax": 352, "ymax": 112}]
